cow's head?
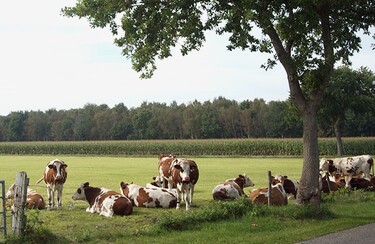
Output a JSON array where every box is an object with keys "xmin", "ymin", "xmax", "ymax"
[
  {"xmin": 72, "ymin": 182, "xmax": 89, "ymax": 201},
  {"xmin": 319, "ymin": 159, "xmax": 336, "ymax": 173},
  {"xmin": 173, "ymin": 159, "xmax": 193, "ymax": 183},
  {"xmin": 150, "ymin": 176, "xmax": 163, "ymax": 187},
  {"xmin": 5, "ymin": 184, "xmax": 16, "ymax": 199},
  {"xmin": 241, "ymin": 173, "xmax": 255, "ymax": 187},
  {"xmin": 48, "ymin": 159, "xmax": 68, "ymax": 180}
]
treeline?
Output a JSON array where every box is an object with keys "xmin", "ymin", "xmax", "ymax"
[
  {"xmin": 0, "ymin": 97, "xmax": 375, "ymax": 141},
  {"xmin": 0, "ymin": 97, "xmax": 374, "ymax": 141}
]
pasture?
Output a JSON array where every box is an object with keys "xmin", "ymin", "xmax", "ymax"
[{"xmin": 1, "ymin": 155, "xmax": 375, "ymax": 243}]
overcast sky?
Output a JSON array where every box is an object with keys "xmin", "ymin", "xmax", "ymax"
[{"xmin": 0, "ymin": 1, "xmax": 374, "ymax": 116}]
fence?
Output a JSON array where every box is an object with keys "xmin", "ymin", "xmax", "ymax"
[{"xmin": 0, "ymin": 180, "xmax": 6, "ymax": 236}]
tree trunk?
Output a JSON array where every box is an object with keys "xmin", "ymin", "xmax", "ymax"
[
  {"xmin": 296, "ymin": 106, "xmax": 321, "ymax": 206},
  {"xmin": 334, "ymin": 115, "xmax": 344, "ymax": 156}
]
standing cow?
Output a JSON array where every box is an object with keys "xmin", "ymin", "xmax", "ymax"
[
  {"xmin": 212, "ymin": 173, "xmax": 254, "ymax": 200},
  {"xmin": 120, "ymin": 182, "xmax": 177, "ymax": 208},
  {"xmin": 6, "ymin": 184, "xmax": 46, "ymax": 210},
  {"xmin": 37, "ymin": 159, "xmax": 67, "ymax": 210},
  {"xmin": 72, "ymin": 182, "xmax": 133, "ymax": 217},
  {"xmin": 157, "ymin": 154, "xmax": 199, "ymax": 210},
  {"xmin": 319, "ymin": 155, "xmax": 373, "ymax": 188}
]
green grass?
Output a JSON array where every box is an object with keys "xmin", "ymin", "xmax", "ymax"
[{"xmin": 1, "ymin": 156, "xmax": 375, "ymax": 243}]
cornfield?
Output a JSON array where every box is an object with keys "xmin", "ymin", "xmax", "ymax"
[{"xmin": 0, "ymin": 138, "xmax": 373, "ymax": 156}]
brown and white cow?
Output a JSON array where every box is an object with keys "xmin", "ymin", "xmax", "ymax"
[
  {"xmin": 319, "ymin": 172, "xmax": 343, "ymax": 193},
  {"xmin": 72, "ymin": 182, "xmax": 133, "ymax": 217},
  {"xmin": 157, "ymin": 154, "xmax": 199, "ymax": 210},
  {"xmin": 249, "ymin": 183, "xmax": 288, "ymax": 206},
  {"xmin": 120, "ymin": 182, "xmax": 177, "ymax": 208},
  {"xmin": 212, "ymin": 173, "xmax": 254, "ymax": 200},
  {"xmin": 36, "ymin": 159, "xmax": 67, "ymax": 210},
  {"xmin": 319, "ymin": 155, "xmax": 374, "ymax": 188},
  {"xmin": 272, "ymin": 175, "xmax": 299, "ymax": 199},
  {"xmin": 6, "ymin": 183, "xmax": 46, "ymax": 210}
]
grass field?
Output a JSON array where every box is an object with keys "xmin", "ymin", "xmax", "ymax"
[{"xmin": 1, "ymin": 155, "xmax": 375, "ymax": 243}]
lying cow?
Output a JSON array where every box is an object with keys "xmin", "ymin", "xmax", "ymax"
[
  {"xmin": 72, "ymin": 182, "xmax": 133, "ymax": 217},
  {"xmin": 319, "ymin": 155, "xmax": 373, "ymax": 188},
  {"xmin": 272, "ymin": 175, "xmax": 299, "ymax": 199},
  {"xmin": 249, "ymin": 183, "xmax": 288, "ymax": 206},
  {"xmin": 6, "ymin": 183, "xmax": 45, "ymax": 210},
  {"xmin": 212, "ymin": 173, "xmax": 254, "ymax": 200},
  {"xmin": 319, "ymin": 172, "xmax": 343, "ymax": 193},
  {"xmin": 120, "ymin": 182, "xmax": 177, "ymax": 208}
]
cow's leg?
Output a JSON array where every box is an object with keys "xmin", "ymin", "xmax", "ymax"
[
  {"xmin": 184, "ymin": 188, "xmax": 191, "ymax": 211},
  {"xmin": 176, "ymin": 190, "xmax": 181, "ymax": 210},
  {"xmin": 57, "ymin": 185, "xmax": 63, "ymax": 209},
  {"xmin": 345, "ymin": 175, "xmax": 352, "ymax": 189},
  {"xmin": 189, "ymin": 184, "xmax": 195, "ymax": 206},
  {"xmin": 46, "ymin": 186, "xmax": 53, "ymax": 210}
]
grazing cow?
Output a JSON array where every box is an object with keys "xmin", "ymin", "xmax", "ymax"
[
  {"xmin": 6, "ymin": 184, "xmax": 45, "ymax": 210},
  {"xmin": 319, "ymin": 155, "xmax": 374, "ymax": 188},
  {"xmin": 37, "ymin": 159, "xmax": 67, "ymax": 209},
  {"xmin": 272, "ymin": 175, "xmax": 299, "ymax": 199},
  {"xmin": 157, "ymin": 154, "xmax": 199, "ymax": 210},
  {"xmin": 212, "ymin": 173, "xmax": 254, "ymax": 200},
  {"xmin": 72, "ymin": 182, "xmax": 133, "ymax": 217},
  {"xmin": 120, "ymin": 182, "xmax": 177, "ymax": 208},
  {"xmin": 249, "ymin": 183, "xmax": 288, "ymax": 206}
]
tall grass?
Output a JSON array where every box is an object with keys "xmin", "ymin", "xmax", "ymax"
[{"xmin": 0, "ymin": 137, "xmax": 374, "ymax": 156}]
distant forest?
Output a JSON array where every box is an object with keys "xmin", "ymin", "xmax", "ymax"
[{"xmin": 0, "ymin": 96, "xmax": 374, "ymax": 141}]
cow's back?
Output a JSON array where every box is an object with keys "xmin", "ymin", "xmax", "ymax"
[{"xmin": 112, "ymin": 196, "xmax": 133, "ymax": 216}]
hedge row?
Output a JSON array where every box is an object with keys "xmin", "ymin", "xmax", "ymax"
[{"xmin": 0, "ymin": 138, "xmax": 373, "ymax": 156}]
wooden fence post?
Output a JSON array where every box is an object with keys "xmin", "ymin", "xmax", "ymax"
[
  {"xmin": 12, "ymin": 172, "xmax": 29, "ymax": 236},
  {"xmin": 268, "ymin": 171, "xmax": 272, "ymax": 207}
]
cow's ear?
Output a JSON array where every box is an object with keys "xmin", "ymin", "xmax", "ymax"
[
  {"xmin": 120, "ymin": 181, "xmax": 125, "ymax": 188},
  {"xmin": 83, "ymin": 182, "xmax": 89, "ymax": 188},
  {"xmin": 63, "ymin": 164, "xmax": 68, "ymax": 168},
  {"xmin": 284, "ymin": 175, "xmax": 288, "ymax": 179}
]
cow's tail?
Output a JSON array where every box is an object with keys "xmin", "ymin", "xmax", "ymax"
[{"xmin": 36, "ymin": 177, "xmax": 44, "ymax": 184}]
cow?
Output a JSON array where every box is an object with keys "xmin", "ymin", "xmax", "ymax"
[
  {"xmin": 72, "ymin": 182, "xmax": 133, "ymax": 217},
  {"xmin": 145, "ymin": 176, "xmax": 163, "ymax": 188},
  {"xmin": 120, "ymin": 182, "xmax": 177, "ymax": 208},
  {"xmin": 319, "ymin": 172, "xmax": 343, "ymax": 193},
  {"xmin": 272, "ymin": 175, "xmax": 299, "ymax": 199},
  {"xmin": 212, "ymin": 173, "xmax": 254, "ymax": 200},
  {"xmin": 249, "ymin": 183, "xmax": 288, "ymax": 206},
  {"xmin": 157, "ymin": 154, "xmax": 199, "ymax": 210},
  {"xmin": 6, "ymin": 183, "xmax": 45, "ymax": 210},
  {"xmin": 319, "ymin": 155, "xmax": 374, "ymax": 188},
  {"xmin": 36, "ymin": 159, "xmax": 67, "ymax": 210},
  {"xmin": 334, "ymin": 174, "xmax": 375, "ymax": 191}
]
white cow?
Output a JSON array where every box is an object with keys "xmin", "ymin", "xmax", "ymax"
[{"xmin": 319, "ymin": 155, "xmax": 373, "ymax": 188}]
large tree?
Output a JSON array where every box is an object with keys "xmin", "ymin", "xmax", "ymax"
[
  {"xmin": 319, "ymin": 66, "xmax": 375, "ymax": 155},
  {"xmin": 62, "ymin": 1, "xmax": 374, "ymax": 205}
]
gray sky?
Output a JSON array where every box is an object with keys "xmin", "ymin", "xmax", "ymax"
[{"xmin": 0, "ymin": 1, "xmax": 374, "ymax": 116}]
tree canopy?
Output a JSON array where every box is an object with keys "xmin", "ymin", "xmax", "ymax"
[{"xmin": 62, "ymin": 1, "xmax": 375, "ymax": 205}]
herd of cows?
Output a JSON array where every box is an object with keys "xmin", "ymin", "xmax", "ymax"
[{"xmin": 5, "ymin": 154, "xmax": 374, "ymax": 217}]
